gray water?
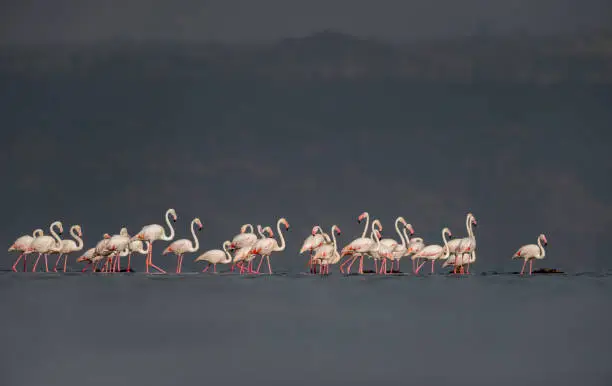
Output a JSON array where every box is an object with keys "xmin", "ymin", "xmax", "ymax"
[{"xmin": 1, "ymin": 269, "xmax": 611, "ymax": 386}]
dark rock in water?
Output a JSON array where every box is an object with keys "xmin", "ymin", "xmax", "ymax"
[{"xmin": 532, "ymin": 268, "xmax": 565, "ymax": 274}]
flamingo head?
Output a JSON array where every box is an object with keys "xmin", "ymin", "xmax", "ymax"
[
  {"xmin": 262, "ymin": 226, "xmax": 274, "ymax": 237},
  {"xmin": 229, "ymin": 242, "xmax": 236, "ymax": 250},
  {"xmin": 357, "ymin": 212, "xmax": 368, "ymax": 223},
  {"xmin": 406, "ymin": 223, "xmax": 415, "ymax": 235},
  {"xmin": 75, "ymin": 225, "xmax": 83, "ymax": 237},
  {"xmin": 406, "ymin": 246, "xmax": 413, "ymax": 254},
  {"xmin": 540, "ymin": 234, "xmax": 548, "ymax": 246},
  {"xmin": 372, "ymin": 219, "xmax": 383, "ymax": 232},
  {"xmin": 471, "ymin": 216, "xmax": 478, "ymax": 228},
  {"xmin": 240, "ymin": 224, "xmax": 248, "ymax": 233},
  {"xmin": 375, "ymin": 230, "xmax": 382, "ymax": 239},
  {"xmin": 333, "ymin": 226, "xmax": 341, "ymax": 235},
  {"xmin": 194, "ymin": 218, "xmax": 203, "ymax": 231},
  {"xmin": 119, "ymin": 227, "xmax": 129, "ymax": 237},
  {"xmin": 280, "ymin": 218, "xmax": 290, "ymax": 230},
  {"xmin": 103, "ymin": 233, "xmax": 111, "ymax": 239},
  {"xmin": 169, "ymin": 209, "xmax": 177, "ymax": 222},
  {"xmin": 76, "ymin": 255, "xmax": 90, "ymax": 263},
  {"xmin": 311, "ymin": 226, "xmax": 320, "ymax": 236}
]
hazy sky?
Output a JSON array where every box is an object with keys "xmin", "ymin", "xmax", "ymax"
[{"xmin": 1, "ymin": 0, "xmax": 610, "ymax": 44}]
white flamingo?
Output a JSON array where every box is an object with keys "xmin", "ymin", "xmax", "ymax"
[
  {"xmin": 454, "ymin": 213, "xmax": 478, "ymax": 274},
  {"xmin": 124, "ymin": 239, "xmax": 150, "ymax": 272},
  {"xmin": 312, "ymin": 225, "xmax": 342, "ymax": 275},
  {"xmin": 195, "ymin": 241, "xmax": 233, "ymax": 273},
  {"xmin": 162, "ymin": 217, "xmax": 203, "ymax": 273},
  {"xmin": 132, "ymin": 208, "xmax": 178, "ymax": 274},
  {"xmin": 249, "ymin": 218, "xmax": 290, "ymax": 274},
  {"xmin": 108, "ymin": 227, "xmax": 131, "ymax": 272},
  {"xmin": 407, "ymin": 237, "xmax": 425, "ymax": 272},
  {"xmin": 442, "ymin": 213, "xmax": 477, "ymax": 273},
  {"xmin": 31, "ymin": 221, "xmax": 64, "ymax": 272},
  {"xmin": 512, "ymin": 234, "xmax": 548, "ymax": 275},
  {"xmin": 9, "ymin": 228, "xmax": 44, "ymax": 272},
  {"xmin": 53, "ymin": 225, "xmax": 84, "ymax": 272},
  {"xmin": 230, "ymin": 224, "xmax": 258, "ymax": 250},
  {"xmin": 411, "ymin": 227, "xmax": 452, "ymax": 275},
  {"xmin": 233, "ymin": 226, "xmax": 273, "ymax": 274},
  {"xmin": 300, "ymin": 225, "xmax": 328, "ymax": 273},
  {"xmin": 339, "ymin": 211, "xmax": 376, "ymax": 274},
  {"xmin": 366, "ymin": 219, "xmax": 395, "ymax": 273},
  {"xmin": 379, "ymin": 217, "xmax": 414, "ymax": 274}
]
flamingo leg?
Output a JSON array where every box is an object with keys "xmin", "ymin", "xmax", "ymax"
[
  {"xmin": 358, "ymin": 256, "xmax": 364, "ymax": 274},
  {"xmin": 256, "ymin": 256, "xmax": 265, "ymax": 273},
  {"xmin": 431, "ymin": 260, "xmax": 435, "ymax": 274},
  {"xmin": 213, "ymin": 263, "xmax": 217, "ymax": 273},
  {"xmin": 63, "ymin": 254, "xmax": 68, "ymax": 272},
  {"xmin": 12, "ymin": 254, "xmax": 24, "ymax": 272},
  {"xmin": 529, "ymin": 260, "xmax": 533, "ymax": 275},
  {"xmin": 520, "ymin": 259, "xmax": 528, "ymax": 275},
  {"xmin": 374, "ymin": 259, "xmax": 379, "ymax": 274},
  {"xmin": 82, "ymin": 261, "xmax": 91, "ymax": 272},
  {"xmin": 53, "ymin": 254, "xmax": 63, "ymax": 272},
  {"xmin": 346, "ymin": 255, "xmax": 359, "ymax": 274},
  {"xmin": 127, "ymin": 253, "xmax": 132, "ymax": 272},
  {"xmin": 23, "ymin": 255, "xmax": 28, "ymax": 271},
  {"xmin": 266, "ymin": 255, "xmax": 273, "ymax": 275},
  {"xmin": 202, "ymin": 263, "xmax": 210, "ymax": 273},
  {"xmin": 148, "ymin": 250, "xmax": 166, "ymax": 274},
  {"xmin": 416, "ymin": 260, "xmax": 427, "ymax": 274},
  {"xmin": 44, "ymin": 254, "xmax": 49, "ymax": 272}
]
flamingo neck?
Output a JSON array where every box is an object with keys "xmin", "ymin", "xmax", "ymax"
[
  {"xmin": 537, "ymin": 237, "xmax": 545, "ymax": 257},
  {"xmin": 222, "ymin": 242, "xmax": 232, "ymax": 263},
  {"xmin": 190, "ymin": 219, "xmax": 199, "ymax": 252},
  {"xmin": 275, "ymin": 219, "xmax": 287, "ymax": 251},
  {"xmin": 360, "ymin": 213, "xmax": 370, "ymax": 238},
  {"xmin": 442, "ymin": 229, "xmax": 451, "ymax": 259},
  {"xmin": 71, "ymin": 226, "xmax": 84, "ymax": 250},
  {"xmin": 395, "ymin": 218, "xmax": 406, "ymax": 248},
  {"xmin": 50, "ymin": 222, "xmax": 62, "ymax": 248},
  {"xmin": 162, "ymin": 209, "xmax": 175, "ymax": 241}
]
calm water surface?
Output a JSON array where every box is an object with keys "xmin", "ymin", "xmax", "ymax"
[{"xmin": 1, "ymin": 270, "xmax": 611, "ymax": 386}]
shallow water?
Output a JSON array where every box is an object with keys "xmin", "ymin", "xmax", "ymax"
[{"xmin": 1, "ymin": 269, "xmax": 611, "ymax": 386}]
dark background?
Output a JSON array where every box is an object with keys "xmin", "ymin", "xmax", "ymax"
[{"xmin": 1, "ymin": 1, "xmax": 611, "ymax": 273}]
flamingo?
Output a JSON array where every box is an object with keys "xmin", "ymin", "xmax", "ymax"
[
  {"xmin": 512, "ymin": 234, "xmax": 548, "ymax": 275},
  {"xmin": 378, "ymin": 217, "xmax": 414, "ymax": 274},
  {"xmin": 300, "ymin": 225, "xmax": 328, "ymax": 274},
  {"xmin": 132, "ymin": 208, "xmax": 178, "ymax": 274},
  {"xmin": 9, "ymin": 228, "xmax": 44, "ymax": 272},
  {"xmin": 195, "ymin": 241, "xmax": 233, "ymax": 273},
  {"xmin": 339, "ymin": 211, "xmax": 376, "ymax": 274},
  {"xmin": 312, "ymin": 225, "xmax": 342, "ymax": 275},
  {"xmin": 162, "ymin": 217, "xmax": 203, "ymax": 273},
  {"xmin": 230, "ymin": 224, "xmax": 258, "ymax": 250},
  {"xmin": 31, "ymin": 221, "xmax": 64, "ymax": 272},
  {"xmin": 406, "ymin": 237, "xmax": 425, "ymax": 272},
  {"xmin": 249, "ymin": 218, "xmax": 290, "ymax": 274},
  {"xmin": 233, "ymin": 226, "xmax": 273, "ymax": 274},
  {"xmin": 76, "ymin": 248, "xmax": 97, "ymax": 271},
  {"xmin": 94, "ymin": 233, "xmax": 116, "ymax": 272},
  {"xmin": 53, "ymin": 225, "xmax": 84, "ymax": 272},
  {"xmin": 124, "ymin": 239, "xmax": 150, "ymax": 272},
  {"xmin": 411, "ymin": 227, "xmax": 452, "ymax": 275},
  {"xmin": 108, "ymin": 227, "xmax": 131, "ymax": 272},
  {"xmin": 454, "ymin": 213, "xmax": 478, "ymax": 274},
  {"xmin": 342, "ymin": 218, "xmax": 389, "ymax": 274},
  {"xmin": 441, "ymin": 213, "xmax": 477, "ymax": 274}
]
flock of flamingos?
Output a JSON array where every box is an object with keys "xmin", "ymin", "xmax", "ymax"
[{"xmin": 8, "ymin": 209, "xmax": 549, "ymax": 276}]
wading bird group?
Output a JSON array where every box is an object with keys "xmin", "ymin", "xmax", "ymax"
[{"xmin": 8, "ymin": 208, "xmax": 548, "ymax": 276}]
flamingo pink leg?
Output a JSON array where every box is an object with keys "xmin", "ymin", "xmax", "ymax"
[
  {"xmin": 256, "ymin": 256, "xmax": 265, "ymax": 273},
  {"xmin": 44, "ymin": 254, "xmax": 49, "ymax": 272},
  {"xmin": 202, "ymin": 263, "xmax": 210, "ymax": 273},
  {"xmin": 23, "ymin": 255, "xmax": 28, "ymax": 271},
  {"xmin": 431, "ymin": 260, "xmax": 435, "ymax": 274},
  {"xmin": 32, "ymin": 254, "xmax": 42, "ymax": 272},
  {"xmin": 520, "ymin": 259, "xmax": 527, "ymax": 275},
  {"xmin": 346, "ymin": 255, "xmax": 358, "ymax": 274},
  {"xmin": 148, "ymin": 249, "xmax": 166, "ymax": 274},
  {"xmin": 12, "ymin": 254, "xmax": 25, "ymax": 272},
  {"xmin": 358, "ymin": 256, "xmax": 364, "ymax": 274},
  {"xmin": 127, "ymin": 253, "xmax": 132, "ymax": 272},
  {"xmin": 529, "ymin": 260, "xmax": 533, "ymax": 275},
  {"xmin": 53, "ymin": 254, "xmax": 63, "ymax": 272},
  {"xmin": 266, "ymin": 256, "xmax": 273, "ymax": 274}
]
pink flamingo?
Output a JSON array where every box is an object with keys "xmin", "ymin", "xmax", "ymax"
[
  {"xmin": 412, "ymin": 227, "xmax": 452, "ymax": 275},
  {"xmin": 249, "ymin": 218, "xmax": 290, "ymax": 274},
  {"xmin": 9, "ymin": 228, "xmax": 44, "ymax": 272},
  {"xmin": 300, "ymin": 225, "xmax": 329, "ymax": 274},
  {"xmin": 162, "ymin": 217, "xmax": 203, "ymax": 273},
  {"xmin": 132, "ymin": 208, "xmax": 178, "ymax": 274},
  {"xmin": 53, "ymin": 225, "xmax": 84, "ymax": 272},
  {"xmin": 339, "ymin": 211, "xmax": 376, "ymax": 274},
  {"xmin": 230, "ymin": 224, "xmax": 258, "ymax": 250},
  {"xmin": 512, "ymin": 234, "xmax": 548, "ymax": 275},
  {"xmin": 195, "ymin": 241, "xmax": 233, "ymax": 273},
  {"xmin": 31, "ymin": 221, "xmax": 63, "ymax": 272},
  {"xmin": 312, "ymin": 225, "xmax": 342, "ymax": 275},
  {"xmin": 233, "ymin": 226, "xmax": 273, "ymax": 274}
]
